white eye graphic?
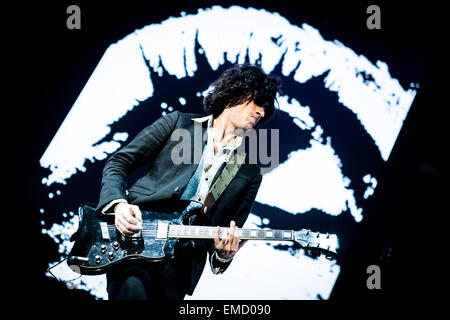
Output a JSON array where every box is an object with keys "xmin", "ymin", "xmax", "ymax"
[{"xmin": 39, "ymin": 5, "xmax": 416, "ymax": 300}]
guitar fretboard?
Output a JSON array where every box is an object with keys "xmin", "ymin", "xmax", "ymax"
[{"xmin": 168, "ymin": 225, "xmax": 294, "ymax": 241}]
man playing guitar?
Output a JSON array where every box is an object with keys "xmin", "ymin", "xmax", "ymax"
[{"xmin": 96, "ymin": 64, "xmax": 280, "ymax": 300}]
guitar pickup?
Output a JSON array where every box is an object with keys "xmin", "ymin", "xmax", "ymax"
[
  {"xmin": 156, "ymin": 222, "xmax": 169, "ymax": 240},
  {"xmin": 100, "ymin": 222, "xmax": 110, "ymax": 240}
]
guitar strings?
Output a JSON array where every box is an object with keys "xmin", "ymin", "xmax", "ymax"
[
  {"xmin": 108, "ymin": 224, "xmax": 274, "ymax": 235},
  {"xmin": 106, "ymin": 224, "xmax": 296, "ymax": 239}
]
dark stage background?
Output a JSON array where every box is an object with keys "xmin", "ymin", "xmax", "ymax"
[{"xmin": 8, "ymin": 0, "xmax": 447, "ymax": 310}]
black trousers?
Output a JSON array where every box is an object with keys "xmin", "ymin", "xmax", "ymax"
[{"xmin": 106, "ymin": 258, "xmax": 188, "ymax": 300}]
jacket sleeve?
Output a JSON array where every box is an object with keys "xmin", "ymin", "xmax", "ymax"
[
  {"xmin": 96, "ymin": 111, "xmax": 181, "ymax": 213},
  {"xmin": 208, "ymin": 171, "xmax": 262, "ymax": 274}
]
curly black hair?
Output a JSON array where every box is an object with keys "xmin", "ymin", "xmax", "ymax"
[{"xmin": 203, "ymin": 64, "xmax": 281, "ymax": 125}]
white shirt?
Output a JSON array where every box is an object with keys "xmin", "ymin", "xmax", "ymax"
[{"xmin": 189, "ymin": 114, "xmax": 243, "ymax": 204}]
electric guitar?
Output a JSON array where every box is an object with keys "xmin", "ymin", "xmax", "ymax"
[{"xmin": 68, "ymin": 204, "xmax": 339, "ymax": 275}]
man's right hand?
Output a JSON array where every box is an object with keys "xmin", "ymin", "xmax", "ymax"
[{"xmin": 113, "ymin": 202, "xmax": 143, "ymax": 235}]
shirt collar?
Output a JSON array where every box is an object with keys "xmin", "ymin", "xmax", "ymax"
[
  {"xmin": 192, "ymin": 114, "xmax": 213, "ymax": 127},
  {"xmin": 192, "ymin": 114, "xmax": 243, "ymax": 151}
]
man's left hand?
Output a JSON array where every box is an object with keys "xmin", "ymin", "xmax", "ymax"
[{"xmin": 214, "ymin": 220, "xmax": 247, "ymax": 260}]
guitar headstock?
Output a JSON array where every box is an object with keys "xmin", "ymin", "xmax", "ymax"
[{"xmin": 294, "ymin": 229, "xmax": 339, "ymax": 258}]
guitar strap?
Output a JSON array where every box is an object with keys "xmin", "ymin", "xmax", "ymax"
[{"xmin": 202, "ymin": 151, "xmax": 246, "ymax": 214}]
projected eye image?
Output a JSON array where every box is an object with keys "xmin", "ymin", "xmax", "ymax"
[{"xmin": 38, "ymin": 5, "xmax": 417, "ymax": 300}]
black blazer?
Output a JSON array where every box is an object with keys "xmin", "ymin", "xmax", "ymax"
[{"xmin": 96, "ymin": 111, "xmax": 262, "ymax": 295}]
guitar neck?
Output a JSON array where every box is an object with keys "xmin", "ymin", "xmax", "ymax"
[{"xmin": 168, "ymin": 225, "xmax": 294, "ymax": 241}]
